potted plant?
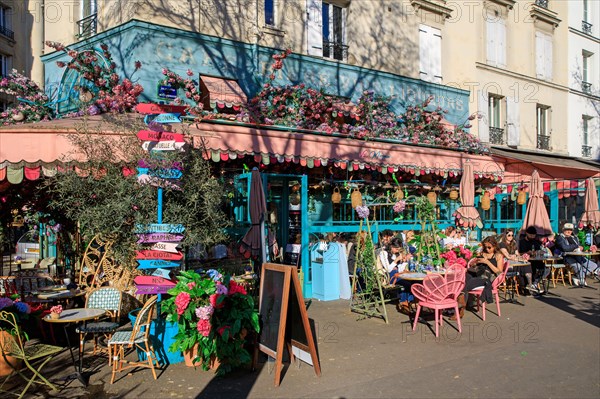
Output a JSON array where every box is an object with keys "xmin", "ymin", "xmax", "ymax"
[
  {"xmin": 0, "ymin": 296, "xmax": 34, "ymax": 376},
  {"xmin": 162, "ymin": 270, "xmax": 259, "ymax": 375},
  {"xmin": 49, "ymin": 305, "xmax": 63, "ymax": 320}
]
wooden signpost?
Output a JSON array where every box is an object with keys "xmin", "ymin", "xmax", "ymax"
[
  {"xmin": 135, "ymin": 250, "xmax": 183, "ymax": 261},
  {"xmin": 255, "ymin": 263, "xmax": 320, "ymax": 387},
  {"xmin": 136, "ymin": 103, "xmax": 187, "ymax": 115},
  {"xmin": 137, "ymin": 260, "xmax": 181, "ymax": 269},
  {"xmin": 137, "ymin": 130, "xmax": 185, "ymax": 142},
  {"xmin": 137, "ymin": 233, "xmax": 184, "ymax": 243}
]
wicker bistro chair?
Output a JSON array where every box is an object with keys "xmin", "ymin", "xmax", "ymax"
[
  {"xmin": 75, "ymin": 287, "xmax": 122, "ymax": 364},
  {"xmin": 108, "ymin": 296, "xmax": 159, "ymax": 384},
  {"xmin": 0, "ymin": 311, "xmax": 63, "ymax": 399}
]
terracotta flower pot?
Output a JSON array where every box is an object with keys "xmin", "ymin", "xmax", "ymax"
[
  {"xmin": 0, "ymin": 331, "xmax": 23, "ymax": 377},
  {"xmin": 183, "ymin": 344, "xmax": 202, "ymax": 367}
]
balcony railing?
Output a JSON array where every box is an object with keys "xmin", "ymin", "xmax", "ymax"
[
  {"xmin": 0, "ymin": 25, "xmax": 14, "ymax": 40},
  {"xmin": 582, "ymin": 145, "xmax": 592, "ymax": 158},
  {"xmin": 489, "ymin": 126, "xmax": 505, "ymax": 145},
  {"xmin": 323, "ymin": 40, "xmax": 348, "ymax": 61},
  {"xmin": 535, "ymin": 0, "xmax": 549, "ymax": 9},
  {"xmin": 537, "ymin": 134, "xmax": 551, "ymax": 150},
  {"xmin": 77, "ymin": 13, "xmax": 97, "ymax": 39},
  {"xmin": 582, "ymin": 20, "xmax": 593, "ymax": 35},
  {"xmin": 582, "ymin": 82, "xmax": 592, "ymax": 94}
]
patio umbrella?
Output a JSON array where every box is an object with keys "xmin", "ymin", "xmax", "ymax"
[
  {"xmin": 240, "ymin": 169, "xmax": 267, "ymax": 262},
  {"xmin": 579, "ymin": 178, "xmax": 600, "ymax": 229},
  {"xmin": 455, "ymin": 161, "xmax": 482, "ymax": 229},
  {"xmin": 521, "ymin": 170, "xmax": 553, "ymax": 236}
]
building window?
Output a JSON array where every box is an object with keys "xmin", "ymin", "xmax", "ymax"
[
  {"xmin": 0, "ymin": 54, "xmax": 11, "ymax": 77},
  {"xmin": 488, "ymin": 95, "xmax": 504, "ymax": 144},
  {"xmin": 582, "ymin": 115, "xmax": 592, "ymax": 157},
  {"xmin": 535, "ymin": 31, "xmax": 553, "ymax": 80},
  {"xmin": 583, "ymin": 0, "xmax": 589, "ymax": 22},
  {"xmin": 77, "ymin": 0, "xmax": 97, "ymax": 39},
  {"xmin": 265, "ymin": 0, "xmax": 275, "ymax": 26},
  {"xmin": 419, "ymin": 24, "xmax": 442, "ymax": 84},
  {"xmin": 322, "ymin": 2, "xmax": 347, "ymax": 61},
  {"xmin": 536, "ymin": 104, "xmax": 551, "ymax": 150},
  {"xmin": 582, "ymin": 50, "xmax": 593, "ymax": 93},
  {"xmin": 486, "ymin": 14, "xmax": 506, "ymax": 68},
  {"xmin": 0, "ymin": 5, "xmax": 14, "ymax": 40}
]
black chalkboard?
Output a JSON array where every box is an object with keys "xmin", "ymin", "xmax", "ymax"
[
  {"xmin": 258, "ymin": 264, "xmax": 291, "ymax": 360},
  {"xmin": 288, "ymin": 271, "xmax": 307, "ymax": 349}
]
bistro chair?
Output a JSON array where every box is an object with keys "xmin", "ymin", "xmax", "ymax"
[
  {"xmin": 0, "ymin": 311, "xmax": 63, "ymax": 399},
  {"xmin": 411, "ymin": 267, "xmax": 465, "ymax": 338},
  {"xmin": 75, "ymin": 287, "xmax": 122, "ymax": 364},
  {"xmin": 549, "ymin": 263, "xmax": 569, "ymax": 287},
  {"xmin": 468, "ymin": 261, "xmax": 510, "ymax": 321},
  {"xmin": 108, "ymin": 296, "xmax": 159, "ymax": 384}
]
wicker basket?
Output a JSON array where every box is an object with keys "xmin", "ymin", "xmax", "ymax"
[
  {"xmin": 351, "ymin": 188, "xmax": 363, "ymax": 208},
  {"xmin": 481, "ymin": 191, "xmax": 491, "ymax": 210},
  {"xmin": 331, "ymin": 187, "xmax": 341, "ymax": 204}
]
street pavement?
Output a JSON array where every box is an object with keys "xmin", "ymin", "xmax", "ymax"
[{"xmin": 17, "ymin": 280, "xmax": 600, "ymax": 399}]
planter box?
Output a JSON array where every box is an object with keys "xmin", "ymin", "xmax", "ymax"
[{"xmin": 128, "ymin": 309, "xmax": 184, "ymax": 365}]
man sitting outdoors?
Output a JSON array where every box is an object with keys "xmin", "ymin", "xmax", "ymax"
[{"xmin": 555, "ymin": 223, "xmax": 600, "ymax": 286}]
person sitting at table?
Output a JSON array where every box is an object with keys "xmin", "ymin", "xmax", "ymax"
[
  {"xmin": 402, "ymin": 230, "xmax": 417, "ymax": 255},
  {"xmin": 440, "ymin": 226, "xmax": 457, "ymax": 249},
  {"xmin": 499, "ymin": 228, "xmax": 534, "ymax": 293},
  {"xmin": 454, "ymin": 228, "xmax": 467, "ymax": 247},
  {"xmin": 555, "ymin": 223, "xmax": 600, "ymax": 286},
  {"xmin": 518, "ymin": 226, "xmax": 547, "ymax": 293},
  {"xmin": 453, "ymin": 236, "xmax": 505, "ymax": 319}
]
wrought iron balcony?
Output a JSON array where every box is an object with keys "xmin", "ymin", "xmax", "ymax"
[
  {"xmin": 582, "ymin": 21, "xmax": 593, "ymax": 35},
  {"xmin": 582, "ymin": 82, "xmax": 592, "ymax": 94},
  {"xmin": 489, "ymin": 127, "xmax": 505, "ymax": 145},
  {"xmin": 77, "ymin": 13, "xmax": 97, "ymax": 39},
  {"xmin": 0, "ymin": 25, "xmax": 14, "ymax": 40},
  {"xmin": 582, "ymin": 145, "xmax": 592, "ymax": 158},
  {"xmin": 535, "ymin": 0, "xmax": 548, "ymax": 9},
  {"xmin": 537, "ymin": 134, "xmax": 551, "ymax": 150},
  {"xmin": 323, "ymin": 40, "xmax": 348, "ymax": 61}
]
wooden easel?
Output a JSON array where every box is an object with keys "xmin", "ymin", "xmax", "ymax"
[{"xmin": 254, "ymin": 263, "xmax": 321, "ymax": 387}]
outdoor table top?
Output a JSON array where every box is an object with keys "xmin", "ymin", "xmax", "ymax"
[
  {"xmin": 564, "ymin": 252, "xmax": 599, "ymax": 256},
  {"xmin": 507, "ymin": 260, "xmax": 531, "ymax": 267},
  {"xmin": 398, "ymin": 272, "xmax": 427, "ymax": 281},
  {"xmin": 528, "ymin": 256, "xmax": 563, "ymax": 261},
  {"xmin": 43, "ymin": 308, "xmax": 106, "ymax": 323},
  {"xmin": 37, "ymin": 289, "xmax": 85, "ymax": 300}
]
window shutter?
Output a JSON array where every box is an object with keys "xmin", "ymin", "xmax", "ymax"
[
  {"xmin": 431, "ymin": 27, "xmax": 442, "ymax": 83},
  {"xmin": 478, "ymin": 90, "xmax": 490, "ymax": 143},
  {"xmin": 506, "ymin": 96, "xmax": 520, "ymax": 146},
  {"xmin": 306, "ymin": 0, "xmax": 323, "ymax": 56},
  {"xmin": 535, "ymin": 32, "xmax": 544, "ymax": 79},
  {"xmin": 419, "ymin": 25, "xmax": 430, "ymax": 81},
  {"xmin": 544, "ymin": 34, "xmax": 553, "ymax": 79},
  {"xmin": 497, "ymin": 18, "xmax": 506, "ymax": 68},
  {"xmin": 486, "ymin": 18, "xmax": 497, "ymax": 65}
]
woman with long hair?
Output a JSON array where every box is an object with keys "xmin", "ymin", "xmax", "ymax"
[{"xmin": 499, "ymin": 229, "xmax": 534, "ymax": 291}]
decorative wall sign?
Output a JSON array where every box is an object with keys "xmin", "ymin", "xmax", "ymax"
[{"xmin": 158, "ymin": 85, "xmax": 178, "ymax": 99}]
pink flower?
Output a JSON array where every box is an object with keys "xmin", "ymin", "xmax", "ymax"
[
  {"xmin": 209, "ymin": 294, "xmax": 223, "ymax": 308},
  {"xmin": 196, "ymin": 319, "xmax": 211, "ymax": 337},
  {"xmin": 175, "ymin": 292, "xmax": 191, "ymax": 315},
  {"xmin": 187, "ymin": 282, "xmax": 196, "ymax": 289}
]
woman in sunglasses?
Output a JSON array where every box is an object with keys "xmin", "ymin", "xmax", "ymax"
[
  {"xmin": 499, "ymin": 229, "xmax": 534, "ymax": 292},
  {"xmin": 453, "ymin": 236, "xmax": 505, "ymax": 319}
]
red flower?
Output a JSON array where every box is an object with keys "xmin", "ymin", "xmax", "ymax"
[
  {"xmin": 228, "ymin": 280, "xmax": 247, "ymax": 296},
  {"xmin": 218, "ymin": 325, "xmax": 231, "ymax": 337},
  {"xmin": 210, "ymin": 294, "xmax": 224, "ymax": 308}
]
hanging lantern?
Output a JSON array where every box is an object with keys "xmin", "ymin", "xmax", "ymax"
[
  {"xmin": 449, "ymin": 189, "xmax": 459, "ymax": 200},
  {"xmin": 331, "ymin": 187, "xmax": 341, "ymax": 204},
  {"xmin": 427, "ymin": 191, "xmax": 437, "ymax": 206},
  {"xmin": 481, "ymin": 191, "xmax": 491, "ymax": 210},
  {"xmin": 351, "ymin": 188, "xmax": 363, "ymax": 208},
  {"xmin": 517, "ymin": 188, "xmax": 527, "ymax": 205},
  {"xmin": 394, "ymin": 187, "xmax": 404, "ymax": 200}
]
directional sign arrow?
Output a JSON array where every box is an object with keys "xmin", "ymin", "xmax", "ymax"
[
  {"xmin": 137, "ymin": 174, "xmax": 183, "ymax": 190},
  {"xmin": 148, "ymin": 242, "xmax": 179, "ymax": 253},
  {"xmin": 135, "ymin": 285, "xmax": 172, "ymax": 295},
  {"xmin": 135, "ymin": 250, "xmax": 183, "ymax": 260},
  {"xmin": 134, "ymin": 224, "xmax": 185, "ymax": 234},
  {"xmin": 141, "ymin": 141, "xmax": 185, "ymax": 152},
  {"xmin": 137, "ymin": 130, "xmax": 185, "ymax": 142},
  {"xmin": 134, "ymin": 276, "xmax": 176, "ymax": 286},
  {"xmin": 137, "ymin": 233, "xmax": 184, "ymax": 243},
  {"xmin": 137, "ymin": 167, "xmax": 182, "ymax": 179},
  {"xmin": 137, "ymin": 260, "xmax": 181, "ymax": 269},
  {"xmin": 136, "ymin": 103, "xmax": 187, "ymax": 115}
]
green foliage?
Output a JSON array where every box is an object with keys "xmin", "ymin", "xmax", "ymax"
[{"xmin": 357, "ymin": 232, "xmax": 377, "ymax": 293}]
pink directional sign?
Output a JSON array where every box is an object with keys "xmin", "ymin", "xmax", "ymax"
[
  {"xmin": 137, "ymin": 130, "xmax": 185, "ymax": 143},
  {"xmin": 135, "ymin": 285, "xmax": 171, "ymax": 295},
  {"xmin": 137, "ymin": 233, "xmax": 184, "ymax": 244},
  {"xmin": 134, "ymin": 276, "xmax": 176, "ymax": 286}
]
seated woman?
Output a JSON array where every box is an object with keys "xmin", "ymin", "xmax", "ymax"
[
  {"xmin": 440, "ymin": 226, "xmax": 457, "ymax": 249},
  {"xmin": 378, "ymin": 237, "xmax": 414, "ymax": 312},
  {"xmin": 498, "ymin": 228, "xmax": 534, "ymax": 292},
  {"xmin": 453, "ymin": 236, "xmax": 505, "ymax": 319}
]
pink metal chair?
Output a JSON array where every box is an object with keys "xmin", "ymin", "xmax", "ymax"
[
  {"xmin": 411, "ymin": 265, "xmax": 465, "ymax": 338},
  {"xmin": 468, "ymin": 260, "xmax": 509, "ymax": 321}
]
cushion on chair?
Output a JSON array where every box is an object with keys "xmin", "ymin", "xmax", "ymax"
[
  {"xmin": 76, "ymin": 321, "xmax": 119, "ymax": 334},
  {"xmin": 108, "ymin": 330, "xmax": 145, "ymax": 345}
]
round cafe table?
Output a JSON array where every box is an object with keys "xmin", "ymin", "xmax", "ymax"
[
  {"xmin": 564, "ymin": 252, "xmax": 599, "ymax": 289},
  {"xmin": 505, "ymin": 260, "xmax": 531, "ymax": 305},
  {"xmin": 44, "ymin": 308, "xmax": 106, "ymax": 386},
  {"xmin": 527, "ymin": 256, "xmax": 563, "ymax": 296},
  {"xmin": 398, "ymin": 272, "xmax": 427, "ymax": 281}
]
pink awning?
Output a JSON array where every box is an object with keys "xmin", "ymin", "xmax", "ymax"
[
  {"xmin": 199, "ymin": 76, "xmax": 247, "ymax": 111},
  {"xmin": 191, "ymin": 121, "xmax": 505, "ymax": 179}
]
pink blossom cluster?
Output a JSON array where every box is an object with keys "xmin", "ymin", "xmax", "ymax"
[
  {"xmin": 175, "ymin": 292, "xmax": 191, "ymax": 315},
  {"xmin": 159, "ymin": 68, "xmax": 204, "ymax": 116},
  {"xmin": 196, "ymin": 319, "xmax": 211, "ymax": 337},
  {"xmin": 195, "ymin": 305, "xmax": 214, "ymax": 320}
]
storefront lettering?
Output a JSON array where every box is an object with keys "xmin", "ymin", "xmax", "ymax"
[{"xmin": 359, "ymin": 149, "xmax": 391, "ymax": 161}]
